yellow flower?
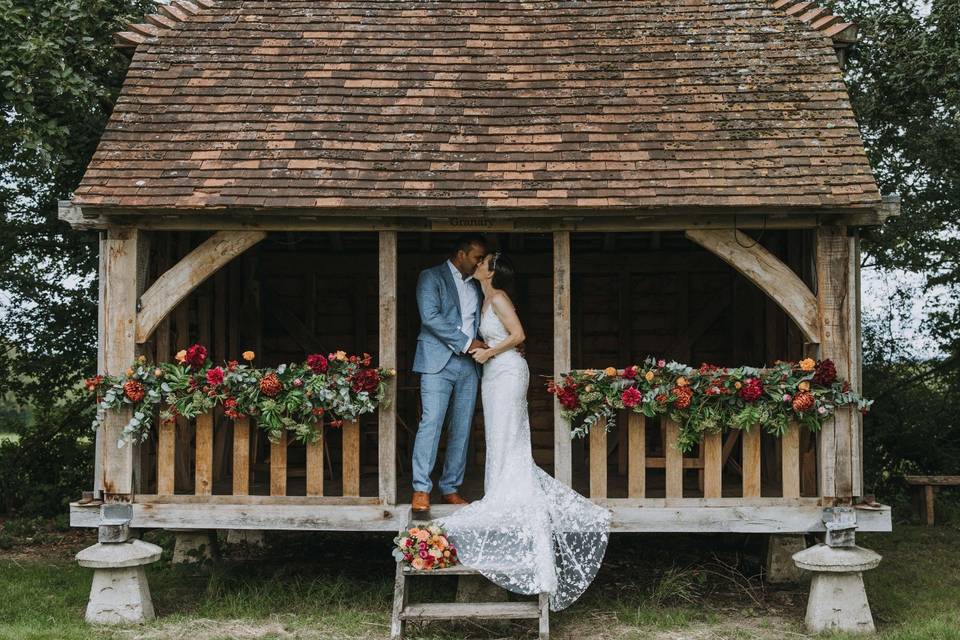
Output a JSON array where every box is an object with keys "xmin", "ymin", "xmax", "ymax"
[
  {"xmin": 644, "ymin": 371, "xmax": 655, "ymax": 382},
  {"xmin": 242, "ymin": 350, "xmax": 255, "ymax": 362},
  {"xmin": 137, "ymin": 355, "xmax": 147, "ymax": 364},
  {"xmin": 799, "ymin": 358, "xmax": 816, "ymax": 372},
  {"xmin": 676, "ymin": 376, "xmax": 688, "ymax": 387},
  {"xmin": 734, "ymin": 381, "xmax": 742, "ymax": 389},
  {"xmin": 154, "ymin": 368, "xmax": 163, "ymax": 378},
  {"xmin": 335, "ymin": 350, "xmax": 347, "ymax": 362},
  {"xmin": 585, "ymin": 385, "xmax": 594, "ymax": 393},
  {"xmin": 175, "ymin": 349, "xmax": 187, "ymax": 364},
  {"xmin": 604, "ymin": 366, "xmax": 617, "ymax": 377},
  {"xmin": 126, "ymin": 367, "xmax": 134, "ymax": 377},
  {"xmin": 388, "ymin": 368, "xmax": 397, "ymax": 377},
  {"xmin": 798, "ymin": 381, "xmax": 810, "ymax": 391}
]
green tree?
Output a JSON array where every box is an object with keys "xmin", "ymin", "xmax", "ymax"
[{"xmin": 0, "ymin": 0, "xmax": 152, "ymax": 515}]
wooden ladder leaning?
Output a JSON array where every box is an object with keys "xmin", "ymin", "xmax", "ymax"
[{"xmin": 390, "ymin": 563, "xmax": 549, "ymax": 640}]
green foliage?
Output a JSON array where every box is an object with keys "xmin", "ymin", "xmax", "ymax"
[{"xmin": 831, "ymin": 0, "xmax": 960, "ymax": 352}]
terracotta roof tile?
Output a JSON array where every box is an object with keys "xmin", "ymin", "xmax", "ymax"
[{"xmin": 76, "ymin": 0, "xmax": 881, "ymax": 213}]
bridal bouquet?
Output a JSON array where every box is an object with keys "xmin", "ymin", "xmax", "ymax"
[{"xmin": 393, "ymin": 523, "xmax": 459, "ymax": 570}]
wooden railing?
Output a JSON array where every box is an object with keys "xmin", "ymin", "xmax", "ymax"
[
  {"xmin": 588, "ymin": 412, "xmax": 804, "ymax": 502},
  {"xmin": 154, "ymin": 416, "xmax": 362, "ymax": 498}
]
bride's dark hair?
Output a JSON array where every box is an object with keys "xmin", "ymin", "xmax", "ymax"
[{"xmin": 489, "ymin": 252, "xmax": 517, "ymax": 300}]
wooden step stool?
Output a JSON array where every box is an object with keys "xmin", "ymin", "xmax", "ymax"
[{"xmin": 390, "ymin": 563, "xmax": 549, "ymax": 640}]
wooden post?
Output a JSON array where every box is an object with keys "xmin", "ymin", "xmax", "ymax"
[
  {"xmin": 306, "ymin": 425, "xmax": 324, "ymax": 497},
  {"xmin": 194, "ymin": 413, "xmax": 213, "ymax": 496},
  {"xmin": 664, "ymin": 418, "xmax": 682, "ymax": 499},
  {"xmin": 157, "ymin": 423, "xmax": 175, "ymax": 495},
  {"xmin": 589, "ymin": 418, "xmax": 607, "ymax": 499},
  {"xmin": 232, "ymin": 417, "xmax": 250, "ymax": 496},
  {"xmin": 99, "ymin": 227, "xmax": 140, "ymax": 499},
  {"xmin": 703, "ymin": 432, "xmax": 723, "ymax": 499},
  {"xmin": 815, "ymin": 225, "xmax": 860, "ymax": 499},
  {"xmin": 627, "ymin": 413, "xmax": 645, "ymax": 498},
  {"xmin": 782, "ymin": 422, "xmax": 801, "ymax": 499},
  {"xmin": 270, "ymin": 432, "xmax": 287, "ymax": 497},
  {"xmin": 742, "ymin": 428, "xmax": 762, "ymax": 498},
  {"xmin": 553, "ymin": 231, "xmax": 572, "ymax": 486},
  {"xmin": 343, "ymin": 420, "xmax": 361, "ymax": 497},
  {"xmin": 378, "ymin": 231, "xmax": 397, "ymax": 505}
]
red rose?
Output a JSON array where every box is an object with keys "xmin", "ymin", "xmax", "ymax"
[
  {"xmin": 206, "ymin": 366, "xmax": 224, "ymax": 386},
  {"xmin": 558, "ymin": 386, "xmax": 579, "ymax": 410},
  {"xmin": 813, "ymin": 359, "xmax": 838, "ymax": 385},
  {"xmin": 184, "ymin": 343, "xmax": 208, "ymax": 370},
  {"xmin": 738, "ymin": 377, "xmax": 764, "ymax": 403},
  {"xmin": 621, "ymin": 386, "xmax": 642, "ymax": 408},
  {"xmin": 351, "ymin": 368, "xmax": 380, "ymax": 393},
  {"xmin": 622, "ymin": 366, "xmax": 637, "ymax": 380},
  {"xmin": 227, "ymin": 360, "xmax": 238, "ymax": 371},
  {"xmin": 307, "ymin": 353, "xmax": 328, "ymax": 374}
]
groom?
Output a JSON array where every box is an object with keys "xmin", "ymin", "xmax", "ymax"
[{"xmin": 410, "ymin": 233, "xmax": 489, "ymax": 512}]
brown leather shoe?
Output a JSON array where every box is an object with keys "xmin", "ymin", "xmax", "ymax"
[
  {"xmin": 442, "ymin": 492, "xmax": 470, "ymax": 506},
  {"xmin": 412, "ymin": 491, "xmax": 430, "ymax": 512}
]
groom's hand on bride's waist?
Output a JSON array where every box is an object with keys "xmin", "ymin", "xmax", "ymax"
[{"xmin": 467, "ymin": 339, "xmax": 489, "ymax": 353}]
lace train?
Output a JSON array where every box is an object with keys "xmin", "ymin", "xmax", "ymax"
[{"xmin": 436, "ymin": 305, "xmax": 611, "ymax": 611}]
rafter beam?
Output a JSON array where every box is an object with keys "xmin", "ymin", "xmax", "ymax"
[
  {"xmin": 684, "ymin": 228, "xmax": 821, "ymax": 345},
  {"xmin": 136, "ymin": 231, "xmax": 266, "ymax": 343}
]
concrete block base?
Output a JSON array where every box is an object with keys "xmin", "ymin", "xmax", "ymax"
[
  {"xmin": 225, "ymin": 529, "xmax": 266, "ymax": 548},
  {"xmin": 764, "ymin": 534, "xmax": 808, "ymax": 584},
  {"xmin": 76, "ymin": 539, "xmax": 162, "ymax": 625},
  {"xmin": 793, "ymin": 543, "xmax": 882, "ymax": 634},
  {"xmin": 172, "ymin": 530, "xmax": 218, "ymax": 565}
]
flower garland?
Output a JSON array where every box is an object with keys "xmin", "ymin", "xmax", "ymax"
[
  {"xmin": 85, "ymin": 345, "xmax": 395, "ymax": 447},
  {"xmin": 547, "ymin": 356, "xmax": 872, "ymax": 453}
]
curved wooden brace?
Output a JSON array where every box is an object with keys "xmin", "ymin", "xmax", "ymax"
[
  {"xmin": 136, "ymin": 231, "xmax": 267, "ymax": 343},
  {"xmin": 684, "ymin": 228, "xmax": 821, "ymax": 345}
]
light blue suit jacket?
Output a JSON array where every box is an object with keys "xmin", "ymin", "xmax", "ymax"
[{"xmin": 412, "ymin": 263, "xmax": 483, "ymax": 375}]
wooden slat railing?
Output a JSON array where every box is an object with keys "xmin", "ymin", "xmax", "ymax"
[
  {"xmin": 153, "ymin": 415, "xmax": 363, "ymax": 499},
  {"xmin": 587, "ymin": 412, "xmax": 808, "ymax": 503}
]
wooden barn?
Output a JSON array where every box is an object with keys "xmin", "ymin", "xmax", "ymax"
[{"xmin": 63, "ymin": 0, "xmax": 897, "ymax": 551}]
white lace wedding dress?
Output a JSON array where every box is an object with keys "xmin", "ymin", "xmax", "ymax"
[{"xmin": 436, "ymin": 304, "xmax": 612, "ymax": 611}]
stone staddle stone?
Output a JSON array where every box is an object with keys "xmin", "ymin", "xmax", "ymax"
[
  {"xmin": 171, "ymin": 529, "xmax": 218, "ymax": 564},
  {"xmin": 793, "ymin": 543, "xmax": 882, "ymax": 634},
  {"xmin": 765, "ymin": 534, "xmax": 809, "ymax": 584},
  {"xmin": 76, "ymin": 539, "xmax": 162, "ymax": 625}
]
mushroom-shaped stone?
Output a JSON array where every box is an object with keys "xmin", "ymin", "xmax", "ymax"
[
  {"xmin": 793, "ymin": 543, "xmax": 882, "ymax": 634},
  {"xmin": 76, "ymin": 539, "xmax": 163, "ymax": 625}
]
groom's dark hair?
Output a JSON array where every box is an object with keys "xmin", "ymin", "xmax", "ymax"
[{"xmin": 450, "ymin": 233, "xmax": 488, "ymax": 256}]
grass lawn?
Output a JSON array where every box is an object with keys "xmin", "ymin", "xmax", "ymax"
[{"xmin": 0, "ymin": 516, "xmax": 958, "ymax": 640}]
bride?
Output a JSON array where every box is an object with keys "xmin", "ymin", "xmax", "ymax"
[{"xmin": 435, "ymin": 251, "xmax": 612, "ymax": 611}]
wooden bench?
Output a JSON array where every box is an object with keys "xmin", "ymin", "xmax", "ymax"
[
  {"xmin": 391, "ymin": 564, "xmax": 548, "ymax": 640},
  {"xmin": 904, "ymin": 475, "xmax": 960, "ymax": 525}
]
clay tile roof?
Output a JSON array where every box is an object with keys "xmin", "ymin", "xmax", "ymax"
[{"xmin": 73, "ymin": 0, "xmax": 882, "ymax": 214}]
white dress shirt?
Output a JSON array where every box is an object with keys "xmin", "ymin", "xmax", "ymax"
[{"xmin": 447, "ymin": 260, "xmax": 478, "ymax": 352}]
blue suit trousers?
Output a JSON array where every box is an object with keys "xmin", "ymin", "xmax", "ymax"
[{"xmin": 412, "ymin": 352, "xmax": 479, "ymax": 495}]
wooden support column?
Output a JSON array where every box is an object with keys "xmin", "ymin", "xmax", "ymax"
[
  {"xmin": 378, "ymin": 231, "xmax": 398, "ymax": 504},
  {"xmin": 553, "ymin": 232, "xmax": 572, "ymax": 487},
  {"xmin": 99, "ymin": 227, "xmax": 140, "ymax": 499},
  {"xmin": 815, "ymin": 225, "xmax": 861, "ymax": 500}
]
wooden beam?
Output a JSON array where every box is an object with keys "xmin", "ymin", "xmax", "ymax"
[
  {"xmin": 627, "ymin": 412, "xmax": 645, "ymax": 498},
  {"xmin": 553, "ymin": 231, "xmax": 572, "ymax": 486},
  {"xmin": 815, "ymin": 225, "xmax": 861, "ymax": 499},
  {"xmin": 100, "ymin": 228, "xmax": 140, "ymax": 499},
  {"xmin": 684, "ymin": 228, "xmax": 821, "ymax": 344},
  {"xmin": 69, "ymin": 501, "xmax": 893, "ymax": 534},
  {"xmin": 378, "ymin": 231, "xmax": 398, "ymax": 504},
  {"xmin": 136, "ymin": 230, "xmax": 266, "ymax": 343},
  {"xmin": 343, "ymin": 420, "xmax": 361, "ymax": 497},
  {"xmin": 664, "ymin": 418, "xmax": 683, "ymax": 498},
  {"xmin": 589, "ymin": 418, "xmax": 607, "ymax": 499},
  {"xmin": 232, "ymin": 417, "xmax": 250, "ymax": 496}
]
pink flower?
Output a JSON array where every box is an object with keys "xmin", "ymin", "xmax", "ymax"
[
  {"xmin": 205, "ymin": 366, "xmax": 224, "ymax": 386},
  {"xmin": 621, "ymin": 386, "xmax": 642, "ymax": 408},
  {"xmin": 404, "ymin": 538, "xmax": 413, "ymax": 547},
  {"xmin": 293, "ymin": 378, "xmax": 303, "ymax": 387},
  {"xmin": 783, "ymin": 394, "xmax": 792, "ymax": 403},
  {"xmin": 419, "ymin": 550, "xmax": 429, "ymax": 559},
  {"xmin": 657, "ymin": 359, "xmax": 665, "ymax": 368}
]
